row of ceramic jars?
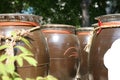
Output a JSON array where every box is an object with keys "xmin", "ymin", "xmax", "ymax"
[
  {"xmin": 0, "ymin": 14, "xmax": 49, "ymax": 80},
  {"xmin": 78, "ymin": 14, "xmax": 120, "ymax": 80},
  {"xmin": 0, "ymin": 13, "xmax": 81, "ymax": 80},
  {"xmin": 0, "ymin": 13, "xmax": 119, "ymax": 80},
  {"xmin": 42, "ymin": 14, "xmax": 120, "ymax": 80}
]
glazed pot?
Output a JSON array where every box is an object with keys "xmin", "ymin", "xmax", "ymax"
[
  {"xmin": 0, "ymin": 13, "xmax": 49, "ymax": 79},
  {"xmin": 76, "ymin": 27, "xmax": 94, "ymax": 80},
  {"xmin": 89, "ymin": 14, "xmax": 120, "ymax": 80},
  {"xmin": 41, "ymin": 24, "xmax": 80, "ymax": 80}
]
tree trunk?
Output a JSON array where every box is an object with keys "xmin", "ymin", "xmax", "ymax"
[{"xmin": 81, "ymin": 0, "xmax": 90, "ymax": 27}]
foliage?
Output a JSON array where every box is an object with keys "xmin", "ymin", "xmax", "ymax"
[
  {"xmin": 29, "ymin": 0, "xmax": 81, "ymax": 26},
  {"xmin": 0, "ymin": 0, "xmax": 81, "ymax": 26},
  {"xmin": 0, "ymin": 0, "xmax": 120, "ymax": 26},
  {"xmin": 0, "ymin": 27, "xmax": 57, "ymax": 80}
]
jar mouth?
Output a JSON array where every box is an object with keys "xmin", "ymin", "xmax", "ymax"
[
  {"xmin": 42, "ymin": 24, "xmax": 75, "ymax": 29},
  {"xmin": 95, "ymin": 14, "xmax": 120, "ymax": 22},
  {"xmin": 0, "ymin": 13, "xmax": 42, "ymax": 25},
  {"xmin": 42, "ymin": 29, "xmax": 72, "ymax": 34},
  {"xmin": 76, "ymin": 27, "xmax": 94, "ymax": 31},
  {"xmin": 0, "ymin": 21, "xmax": 39, "ymax": 26}
]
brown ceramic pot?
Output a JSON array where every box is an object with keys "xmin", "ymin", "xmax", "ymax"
[
  {"xmin": 76, "ymin": 27, "xmax": 94, "ymax": 80},
  {"xmin": 89, "ymin": 14, "xmax": 120, "ymax": 80},
  {"xmin": 41, "ymin": 24, "xmax": 80, "ymax": 80},
  {"xmin": 0, "ymin": 14, "xmax": 49, "ymax": 79}
]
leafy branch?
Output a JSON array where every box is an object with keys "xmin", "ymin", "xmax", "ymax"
[{"xmin": 0, "ymin": 26, "xmax": 57, "ymax": 80}]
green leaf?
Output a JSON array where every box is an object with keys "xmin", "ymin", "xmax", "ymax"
[
  {"xmin": 0, "ymin": 45, "xmax": 9, "ymax": 50},
  {"xmin": 14, "ymin": 77, "xmax": 23, "ymax": 80},
  {"xmin": 36, "ymin": 76, "xmax": 45, "ymax": 80},
  {"xmin": 0, "ymin": 54, "xmax": 8, "ymax": 62},
  {"xmin": 15, "ymin": 46, "xmax": 32, "ymax": 54},
  {"xmin": 16, "ymin": 56, "xmax": 23, "ymax": 67},
  {"xmin": 23, "ymin": 56, "xmax": 37, "ymax": 66},
  {"xmin": 26, "ymin": 78, "xmax": 35, "ymax": 80},
  {"xmin": 20, "ymin": 37, "xmax": 31, "ymax": 48},
  {"xmin": 0, "ymin": 62, "xmax": 7, "ymax": 75},
  {"xmin": 19, "ymin": 53, "xmax": 33, "ymax": 57},
  {"xmin": 5, "ymin": 56, "xmax": 16, "ymax": 74},
  {"xmin": 11, "ymin": 72, "xmax": 21, "ymax": 78},
  {"xmin": 6, "ymin": 62, "xmax": 15, "ymax": 74},
  {"xmin": 46, "ymin": 75, "xmax": 58, "ymax": 80},
  {"xmin": 7, "ymin": 56, "xmax": 16, "ymax": 64},
  {"xmin": 1, "ymin": 75, "xmax": 11, "ymax": 80}
]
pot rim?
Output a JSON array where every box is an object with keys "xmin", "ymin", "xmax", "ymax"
[
  {"xmin": 0, "ymin": 13, "xmax": 42, "ymax": 24},
  {"xmin": 95, "ymin": 14, "xmax": 120, "ymax": 23},
  {"xmin": 42, "ymin": 24, "xmax": 75, "ymax": 28}
]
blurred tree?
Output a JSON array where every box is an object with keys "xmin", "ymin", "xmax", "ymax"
[
  {"xmin": 0, "ymin": 0, "xmax": 25, "ymax": 13},
  {"xmin": 89, "ymin": 0, "xmax": 107, "ymax": 24},
  {"xmin": 0, "ymin": 0, "xmax": 120, "ymax": 27},
  {"xmin": 29, "ymin": 0, "xmax": 82, "ymax": 27},
  {"xmin": 0, "ymin": 0, "xmax": 81, "ymax": 27},
  {"xmin": 81, "ymin": 0, "xmax": 91, "ymax": 27}
]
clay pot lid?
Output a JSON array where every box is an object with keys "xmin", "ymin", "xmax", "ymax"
[
  {"xmin": 95, "ymin": 14, "xmax": 120, "ymax": 22},
  {"xmin": 42, "ymin": 24, "xmax": 75, "ymax": 29},
  {"xmin": 0, "ymin": 13, "xmax": 42, "ymax": 24}
]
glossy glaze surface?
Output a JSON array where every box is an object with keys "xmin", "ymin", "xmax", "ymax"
[
  {"xmin": 0, "ymin": 26, "xmax": 49, "ymax": 79},
  {"xmin": 89, "ymin": 27, "xmax": 120, "ymax": 80},
  {"xmin": 76, "ymin": 27, "xmax": 94, "ymax": 80},
  {"xmin": 42, "ymin": 24, "xmax": 80, "ymax": 80},
  {"xmin": 0, "ymin": 14, "xmax": 49, "ymax": 80}
]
